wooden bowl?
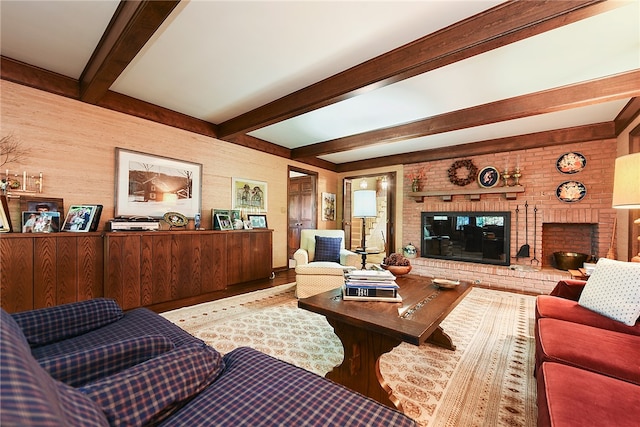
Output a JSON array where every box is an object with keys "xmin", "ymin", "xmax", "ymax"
[{"xmin": 381, "ymin": 264, "xmax": 412, "ymax": 276}]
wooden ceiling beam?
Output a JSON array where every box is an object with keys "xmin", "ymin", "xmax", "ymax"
[
  {"xmin": 217, "ymin": 0, "xmax": 615, "ymax": 139},
  {"xmin": 294, "ymin": 70, "xmax": 640, "ymax": 159},
  {"xmin": 615, "ymin": 97, "xmax": 640, "ymax": 135},
  {"xmin": 80, "ymin": 0, "xmax": 180, "ymax": 104},
  {"xmin": 0, "ymin": 56, "xmax": 78, "ymax": 99},
  {"xmin": 336, "ymin": 122, "xmax": 616, "ymax": 172}
]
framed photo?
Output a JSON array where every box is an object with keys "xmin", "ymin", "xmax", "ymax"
[
  {"xmin": 230, "ymin": 209, "xmax": 242, "ymax": 221},
  {"xmin": 232, "ymin": 178, "xmax": 267, "ymax": 211},
  {"xmin": 322, "ymin": 192, "xmax": 336, "ymax": 221},
  {"xmin": 0, "ymin": 195, "xmax": 12, "ymax": 233},
  {"xmin": 61, "ymin": 205, "xmax": 100, "ymax": 232},
  {"xmin": 20, "ymin": 196, "xmax": 64, "ymax": 216},
  {"xmin": 216, "ymin": 213, "xmax": 234, "ymax": 231},
  {"xmin": 22, "ymin": 211, "xmax": 60, "ymax": 233},
  {"xmin": 212, "ymin": 209, "xmax": 230, "ymax": 230},
  {"xmin": 243, "ymin": 220, "xmax": 253, "ymax": 229},
  {"xmin": 115, "ymin": 148, "xmax": 202, "ymax": 218},
  {"xmin": 248, "ymin": 214, "xmax": 268, "ymax": 229},
  {"xmin": 477, "ymin": 166, "xmax": 500, "ymax": 188}
]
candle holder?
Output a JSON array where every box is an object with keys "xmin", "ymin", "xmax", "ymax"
[
  {"xmin": 512, "ymin": 167, "xmax": 522, "ymax": 186},
  {"xmin": 501, "ymin": 170, "xmax": 511, "ymax": 187},
  {"xmin": 2, "ymin": 170, "xmax": 43, "ymax": 196}
]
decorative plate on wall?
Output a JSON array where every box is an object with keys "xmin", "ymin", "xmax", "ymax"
[
  {"xmin": 556, "ymin": 181, "xmax": 586, "ymax": 203},
  {"xmin": 556, "ymin": 152, "xmax": 586, "ymax": 174},
  {"xmin": 477, "ymin": 166, "xmax": 500, "ymax": 188}
]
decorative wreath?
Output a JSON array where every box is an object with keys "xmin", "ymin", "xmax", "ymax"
[{"xmin": 447, "ymin": 159, "xmax": 478, "ymax": 187}]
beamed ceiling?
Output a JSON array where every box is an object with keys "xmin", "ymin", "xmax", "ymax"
[{"xmin": 1, "ymin": 0, "xmax": 639, "ymax": 172}]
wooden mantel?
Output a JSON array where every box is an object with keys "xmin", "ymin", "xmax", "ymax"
[{"xmin": 410, "ymin": 186, "xmax": 525, "ymax": 202}]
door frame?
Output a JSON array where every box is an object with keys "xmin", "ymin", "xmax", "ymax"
[
  {"xmin": 287, "ymin": 166, "xmax": 318, "ymax": 263},
  {"xmin": 343, "ymin": 172, "xmax": 396, "ymax": 255}
]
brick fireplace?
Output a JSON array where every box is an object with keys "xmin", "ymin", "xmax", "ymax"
[{"xmin": 401, "ymin": 138, "xmax": 617, "ymax": 294}]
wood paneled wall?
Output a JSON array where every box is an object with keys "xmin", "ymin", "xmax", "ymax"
[{"xmin": 0, "ymin": 81, "xmax": 340, "ymax": 268}]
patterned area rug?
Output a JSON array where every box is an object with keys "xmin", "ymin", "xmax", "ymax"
[{"xmin": 161, "ymin": 283, "xmax": 537, "ymax": 427}]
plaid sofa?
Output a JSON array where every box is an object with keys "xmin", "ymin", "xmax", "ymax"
[{"xmin": 2, "ymin": 299, "xmax": 415, "ymax": 426}]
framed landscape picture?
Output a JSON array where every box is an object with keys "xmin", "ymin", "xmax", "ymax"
[
  {"xmin": 115, "ymin": 148, "xmax": 202, "ymax": 218},
  {"xmin": 232, "ymin": 178, "xmax": 267, "ymax": 211}
]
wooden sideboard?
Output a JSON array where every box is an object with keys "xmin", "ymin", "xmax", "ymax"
[
  {"xmin": 1, "ymin": 229, "xmax": 273, "ymax": 313},
  {"xmin": 0, "ymin": 233, "xmax": 104, "ymax": 313}
]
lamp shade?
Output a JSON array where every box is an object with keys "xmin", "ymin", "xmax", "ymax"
[
  {"xmin": 612, "ymin": 152, "xmax": 640, "ymax": 209},
  {"xmin": 353, "ymin": 190, "xmax": 377, "ymax": 218}
]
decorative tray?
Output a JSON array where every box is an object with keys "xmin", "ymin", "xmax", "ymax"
[{"xmin": 432, "ymin": 278, "xmax": 460, "ymax": 289}]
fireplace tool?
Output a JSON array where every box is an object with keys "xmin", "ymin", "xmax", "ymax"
[
  {"xmin": 514, "ymin": 205, "xmax": 520, "ymax": 258},
  {"xmin": 516, "ymin": 201, "xmax": 530, "ymax": 258},
  {"xmin": 531, "ymin": 205, "xmax": 539, "ymax": 265}
]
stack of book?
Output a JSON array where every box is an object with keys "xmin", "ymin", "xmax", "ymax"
[{"xmin": 343, "ymin": 270, "xmax": 401, "ymax": 302}]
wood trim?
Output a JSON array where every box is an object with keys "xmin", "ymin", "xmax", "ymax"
[
  {"xmin": 0, "ymin": 56, "xmax": 78, "ymax": 99},
  {"xmin": 217, "ymin": 0, "xmax": 615, "ymax": 138},
  {"xmin": 295, "ymin": 71, "xmax": 640, "ymax": 159},
  {"xmin": 336, "ymin": 122, "xmax": 615, "ymax": 172},
  {"xmin": 615, "ymin": 97, "xmax": 640, "ymax": 136},
  {"xmin": 80, "ymin": 1, "xmax": 180, "ymax": 104}
]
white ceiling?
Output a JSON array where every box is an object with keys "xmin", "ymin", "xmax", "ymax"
[{"xmin": 1, "ymin": 0, "xmax": 639, "ymax": 168}]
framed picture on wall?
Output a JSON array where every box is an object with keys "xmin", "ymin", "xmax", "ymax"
[
  {"xmin": 115, "ymin": 148, "xmax": 202, "ymax": 218},
  {"xmin": 322, "ymin": 192, "xmax": 336, "ymax": 221},
  {"xmin": 232, "ymin": 178, "xmax": 267, "ymax": 211}
]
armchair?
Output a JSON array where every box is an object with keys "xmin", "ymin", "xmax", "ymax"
[{"xmin": 294, "ymin": 229, "xmax": 359, "ymax": 298}]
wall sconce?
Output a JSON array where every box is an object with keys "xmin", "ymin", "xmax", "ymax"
[{"xmin": 359, "ymin": 178, "xmax": 368, "ymax": 189}]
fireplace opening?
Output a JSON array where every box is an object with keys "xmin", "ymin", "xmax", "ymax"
[
  {"xmin": 542, "ymin": 223, "xmax": 598, "ymax": 268},
  {"xmin": 421, "ymin": 211, "xmax": 511, "ymax": 266}
]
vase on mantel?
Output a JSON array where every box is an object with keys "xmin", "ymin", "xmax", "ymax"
[{"xmin": 411, "ymin": 179, "xmax": 420, "ymax": 192}]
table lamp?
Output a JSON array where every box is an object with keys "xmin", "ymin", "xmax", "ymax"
[
  {"xmin": 612, "ymin": 152, "xmax": 640, "ymax": 262},
  {"xmin": 353, "ymin": 189, "xmax": 377, "ymax": 251}
]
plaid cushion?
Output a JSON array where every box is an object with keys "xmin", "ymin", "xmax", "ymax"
[
  {"xmin": 40, "ymin": 335, "xmax": 175, "ymax": 387},
  {"xmin": 1, "ymin": 309, "xmax": 108, "ymax": 426},
  {"xmin": 80, "ymin": 343, "xmax": 225, "ymax": 426},
  {"xmin": 12, "ymin": 298, "xmax": 123, "ymax": 347},
  {"xmin": 314, "ymin": 235, "xmax": 342, "ymax": 263},
  {"xmin": 160, "ymin": 347, "xmax": 415, "ymax": 427},
  {"xmin": 32, "ymin": 307, "xmax": 201, "ymax": 362}
]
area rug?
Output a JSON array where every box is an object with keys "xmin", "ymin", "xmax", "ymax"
[{"xmin": 161, "ymin": 283, "xmax": 537, "ymax": 427}]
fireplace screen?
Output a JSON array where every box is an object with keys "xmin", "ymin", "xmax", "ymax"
[{"xmin": 421, "ymin": 211, "xmax": 511, "ymax": 266}]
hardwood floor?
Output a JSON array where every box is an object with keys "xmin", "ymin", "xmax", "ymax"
[{"xmin": 147, "ymin": 268, "xmax": 297, "ymax": 313}]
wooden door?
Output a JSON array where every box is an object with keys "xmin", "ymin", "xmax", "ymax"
[
  {"xmin": 343, "ymin": 179, "xmax": 354, "ymax": 249},
  {"xmin": 288, "ymin": 175, "xmax": 315, "ymax": 260}
]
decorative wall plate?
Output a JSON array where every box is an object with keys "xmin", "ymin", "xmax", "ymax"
[
  {"xmin": 477, "ymin": 166, "xmax": 500, "ymax": 188},
  {"xmin": 556, "ymin": 181, "xmax": 586, "ymax": 203},
  {"xmin": 556, "ymin": 152, "xmax": 586, "ymax": 174},
  {"xmin": 163, "ymin": 211, "xmax": 188, "ymax": 227}
]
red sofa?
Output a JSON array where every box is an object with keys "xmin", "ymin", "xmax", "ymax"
[{"xmin": 535, "ymin": 279, "xmax": 640, "ymax": 427}]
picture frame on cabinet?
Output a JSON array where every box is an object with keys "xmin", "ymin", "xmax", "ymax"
[
  {"xmin": 115, "ymin": 148, "xmax": 202, "ymax": 218},
  {"xmin": 243, "ymin": 220, "xmax": 253, "ymax": 229},
  {"xmin": 248, "ymin": 214, "xmax": 268, "ymax": 229},
  {"xmin": 61, "ymin": 205, "xmax": 100, "ymax": 232},
  {"xmin": 216, "ymin": 213, "xmax": 234, "ymax": 231},
  {"xmin": 212, "ymin": 209, "xmax": 230, "ymax": 230},
  {"xmin": 22, "ymin": 211, "xmax": 60, "ymax": 233},
  {"xmin": 0, "ymin": 195, "xmax": 12, "ymax": 232},
  {"xmin": 20, "ymin": 196, "xmax": 64, "ymax": 216}
]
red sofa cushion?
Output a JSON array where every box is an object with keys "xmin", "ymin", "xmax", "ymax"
[
  {"xmin": 538, "ymin": 362, "xmax": 640, "ymax": 427},
  {"xmin": 536, "ymin": 318, "xmax": 640, "ymax": 385},
  {"xmin": 535, "ymin": 295, "xmax": 640, "ymax": 336}
]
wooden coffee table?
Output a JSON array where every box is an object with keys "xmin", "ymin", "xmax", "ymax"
[{"xmin": 298, "ymin": 275, "xmax": 471, "ymax": 410}]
